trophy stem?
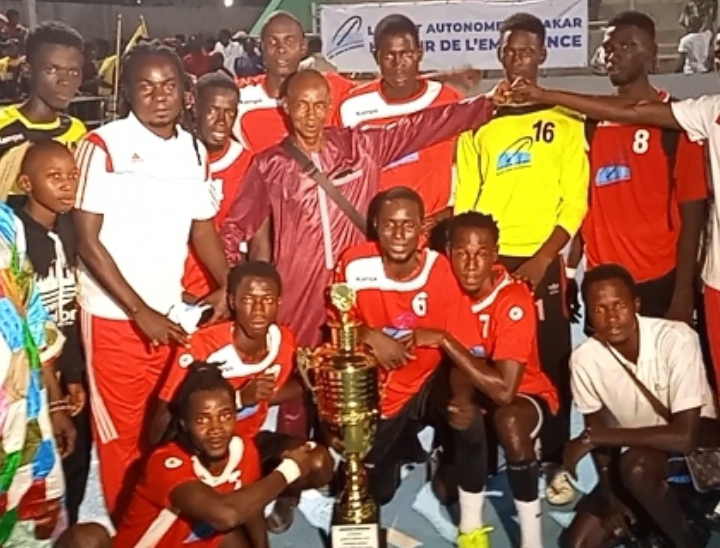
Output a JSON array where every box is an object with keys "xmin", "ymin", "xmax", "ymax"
[
  {"xmin": 336, "ymin": 453, "xmax": 377, "ymax": 525},
  {"xmin": 330, "ymin": 321, "xmax": 358, "ymax": 354}
]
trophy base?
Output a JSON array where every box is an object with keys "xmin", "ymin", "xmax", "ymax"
[{"xmin": 330, "ymin": 523, "xmax": 383, "ymax": 548}]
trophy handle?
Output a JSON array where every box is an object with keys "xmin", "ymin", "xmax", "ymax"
[{"xmin": 296, "ymin": 347, "xmax": 317, "ymax": 401}]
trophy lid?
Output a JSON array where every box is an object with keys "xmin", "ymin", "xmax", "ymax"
[{"xmin": 330, "ymin": 283, "xmax": 356, "ymax": 315}]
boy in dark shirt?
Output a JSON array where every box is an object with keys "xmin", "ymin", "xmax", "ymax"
[{"xmin": 9, "ymin": 139, "xmax": 89, "ymax": 525}]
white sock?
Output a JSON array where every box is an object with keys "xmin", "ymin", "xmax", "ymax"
[
  {"xmin": 458, "ymin": 488, "xmax": 485, "ymax": 534},
  {"xmin": 516, "ymin": 499, "xmax": 543, "ymax": 548}
]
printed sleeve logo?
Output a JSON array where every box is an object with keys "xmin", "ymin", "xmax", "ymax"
[
  {"xmin": 179, "ymin": 354, "xmax": 195, "ymax": 368},
  {"xmin": 508, "ymin": 306, "xmax": 524, "ymax": 321},
  {"xmin": 165, "ymin": 457, "xmax": 183, "ymax": 469},
  {"xmin": 327, "ymin": 16, "xmax": 365, "ymax": 60}
]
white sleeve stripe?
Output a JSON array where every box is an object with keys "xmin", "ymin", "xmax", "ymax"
[{"xmin": 75, "ymin": 146, "xmax": 96, "ymax": 208}]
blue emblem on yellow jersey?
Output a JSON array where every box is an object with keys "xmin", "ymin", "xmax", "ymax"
[{"xmin": 496, "ymin": 136, "xmax": 533, "ymax": 172}]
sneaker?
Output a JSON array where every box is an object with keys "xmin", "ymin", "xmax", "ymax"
[
  {"xmin": 457, "ymin": 526, "xmax": 493, "ymax": 548},
  {"xmin": 545, "ymin": 469, "xmax": 576, "ymax": 506}
]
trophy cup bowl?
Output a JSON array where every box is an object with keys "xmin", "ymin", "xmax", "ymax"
[{"xmin": 297, "ymin": 283, "xmax": 382, "ymax": 547}]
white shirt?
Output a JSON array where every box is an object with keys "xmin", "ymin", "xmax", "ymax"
[
  {"xmin": 74, "ymin": 114, "xmax": 216, "ymax": 320},
  {"xmin": 678, "ymin": 31, "xmax": 712, "ymax": 74},
  {"xmin": 213, "ymin": 41, "xmax": 243, "ymax": 74},
  {"xmin": 571, "ymin": 316, "xmax": 717, "ymax": 428},
  {"xmin": 671, "ymin": 96, "xmax": 720, "ymax": 289}
]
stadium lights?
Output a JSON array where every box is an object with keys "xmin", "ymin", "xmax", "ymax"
[{"xmin": 224, "ymin": 0, "xmax": 234, "ymax": 6}]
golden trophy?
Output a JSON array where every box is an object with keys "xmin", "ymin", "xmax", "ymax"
[{"xmin": 298, "ymin": 283, "xmax": 381, "ymax": 548}]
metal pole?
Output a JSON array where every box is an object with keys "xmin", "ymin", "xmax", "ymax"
[
  {"xmin": 23, "ymin": 0, "xmax": 38, "ymax": 29},
  {"xmin": 111, "ymin": 14, "xmax": 123, "ymax": 121}
]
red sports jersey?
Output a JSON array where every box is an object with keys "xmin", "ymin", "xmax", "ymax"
[
  {"xmin": 465, "ymin": 265, "xmax": 558, "ymax": 412},
  {"xmin": 234, "ymin": 73, "xmax": 355, "ymax": 154},
  {"xmin": 160, "ymin": 323, "xmax": 297, "ymax": 437},
  {"xmin": 338, "ymin": 79, "xmax": 461, "ymax": 216},
  {"xmin": 334, "ymin": 242, "xmax": 476, "ymax": 418},
  {"xmin": 114, "ymin": 437, "xmax": 262, "ymax": 548},
  {"xmin": 583, "ymin": 90, "xmax": 708, "ymax": 282},
  {"xmin": 183, "ymin": 140, "xmax": 253, "ymax": 298}
]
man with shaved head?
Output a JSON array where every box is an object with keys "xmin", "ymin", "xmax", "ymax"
[{"xmin": 222, "ymin": 66, "xmax": 500, "ymax": 370}]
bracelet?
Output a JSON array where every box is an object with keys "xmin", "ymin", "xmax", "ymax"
[
  {"xmin": 275, "ymin": 458, "xmax": 301, "ymax": 485},
  {"xmin": 565, "ymin": 267, "xmax": 578, "ymax": 279},
  {"xmin": 49, "ymin": 399, "xmax": 70, "ymax": 414}
]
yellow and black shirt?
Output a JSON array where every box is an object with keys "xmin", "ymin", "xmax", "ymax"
[
  {"xmin": 0, "ymin": 104, "xmax": 86, "ymax": 196},
  {"xmin": 454, "ymin": 104, "xmax": 589, "ymax": 258}
]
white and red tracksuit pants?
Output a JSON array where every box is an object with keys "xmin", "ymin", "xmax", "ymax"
[{"xmin": 80, "ymin": 309, "xmax": 175, "ymax": 521}]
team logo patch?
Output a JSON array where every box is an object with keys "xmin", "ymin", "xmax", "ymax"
[
  {"xmin": 165, "ymin": 457, "xmax": 183, "ymax": 470},
  {"xmin": 178, "ymin": 354, "xmax": 195, "ymax": 368},
  {"xmin": 508, "ymin": 306, "xmax": 524, "ymax": 321}
]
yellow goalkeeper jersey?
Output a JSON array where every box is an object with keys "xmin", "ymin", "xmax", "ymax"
[{"xmin": 454, "ymin": 104, "xmax": 589, "ymax": 257}]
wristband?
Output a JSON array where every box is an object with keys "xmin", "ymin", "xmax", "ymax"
[
  {"xmin": 565, "ymin": 267, "xmax": 577, "ymax": 279},
  {"xmin": 275, "ymin": 458, "xmax": 301, "ymax": 484},
  {"xmin": 235, "ymin": 390, "xmax": 243, "ymax": 409}
]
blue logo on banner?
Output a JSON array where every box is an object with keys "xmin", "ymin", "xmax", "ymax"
[
  {"xmin": 595, "ymin": 165, "xmax": 631, "ymax": 186},
  {"xmin": 327, "ymin": 16, "xmax": 364, "ymax": 60}
]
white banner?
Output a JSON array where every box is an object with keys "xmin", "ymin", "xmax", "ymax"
[{"xmin": 320, "ymin": 0, "xmax": 588, "ymax": 72}]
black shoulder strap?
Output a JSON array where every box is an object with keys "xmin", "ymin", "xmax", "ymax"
[{"xmin": 281, "ymin": 138, "xmax": 368, "ymax": 236}]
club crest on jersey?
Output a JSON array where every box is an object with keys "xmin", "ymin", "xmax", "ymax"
[
  {"xmin": 595, "ymin": 165, "xmax": 631, "ymax": 186},
  {"xmin": 470, "ymin": 345, "xmax": 487, "ymax": 358},
  {"xmin": 396, "ymin": 310, "xmax": 420, "ymax": 329},
  {"xmin": 497, "ymin": 137, "xmax": 533, "ymax": 173}
]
